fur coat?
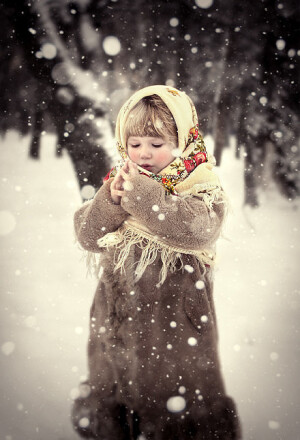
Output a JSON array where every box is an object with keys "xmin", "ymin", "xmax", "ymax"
[{"xmin": 71, "ymin": 173, "xmax": 241, "ymax": 440}]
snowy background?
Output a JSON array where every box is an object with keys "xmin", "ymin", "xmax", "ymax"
[
  {"xmin": 0, "ymin": 130, "xmax": 299, "ymax": 440},
  {"xmin": 0, "ymin": 0, "xmax": 299, "ymax": 437}
]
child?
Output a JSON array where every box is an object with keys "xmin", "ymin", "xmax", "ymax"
[{"xmin": 72, "ymin": 85, "xmax": 241, "ymax": 440}]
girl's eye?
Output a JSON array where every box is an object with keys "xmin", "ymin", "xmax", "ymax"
[
  {"xmin": 152, "ymin": 144, "xmax": 163, "ymax": 148},
  {"xmin": 130, "ymin": 144, "xmax": 140, "ymax": 148}
]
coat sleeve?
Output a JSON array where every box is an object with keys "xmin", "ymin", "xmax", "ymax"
[
  {"xmin": 120, "ymin": 174, "xmax": 225, "ymax": 250},
  {"xmin": 74, "ymin": 178, "xmax": 129, "ymax": 252}
]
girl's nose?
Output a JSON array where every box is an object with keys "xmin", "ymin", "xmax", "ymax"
[{"xmin": 140, "ymin": 146, "xmax": 151, "ymax": 159}]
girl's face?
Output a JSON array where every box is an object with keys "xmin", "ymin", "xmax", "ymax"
[{"xmin": 127, "ymin": 136, "xmax": 175, "ymax": 174}]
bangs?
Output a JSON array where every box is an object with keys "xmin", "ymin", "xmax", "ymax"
[
  {"xmin": 125, "ymin": 108, "xmax": 165, "ymax": 139},
  {"xmin": 124, "ymin": 95, "xmax": 177, "ymax": 145}
]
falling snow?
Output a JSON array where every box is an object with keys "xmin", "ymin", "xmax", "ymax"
[
  {"xmin": 276, "ymin": 39, "xmax": 286, "ymax": 51},
  {"xmin": 270, "ymin": 352, "xmax": 279, "ymax": 361},
  {"xmin": 184, "ymin": 264, "xmax": 194, "ymax": 273},
  {"xmin": 40, "ymin": 43, "xmax": 57, "ymax": 60},
  {"xmin": 123, "ymin": 180, "xmax": 134, "ymax": 191},
  {"xmin": 1, "ymin": 342, "xmax": 15, "ymax": 356},
  {"xmin": 259, "ymin": 96, "xmax": 268, "ymax": 106},
  {"xmin": 171, "ymin": 147, "xmax": 181, "ymax": 157},
  {"xmin": 81, "ymin": 185, "xmax": 96, "ymax": 200},
  {"xmin": 195, "ymin": 0, "xmax": 214, "ymax": 9},
  {"xmin": 195, "ymin": 280, "xmax": 205, "ymax": 290},
  {"xmin": 166, "ymin": 396, "xmax": 186, "ymax": 412},
  {"xmin": 79, "ymin": 417, "xmax": 90, "ymax": 428},
  {"xmin": 102, "ymin": 36, "xmax": 121, "ymax": 56},
  {"xmin": 187, "ymin": 337, "xmax": 198, "ymax": 346},
  {"xmin": 268, "ymin": 420, "xmax": 280, "ymax": 430},
  {"xmin": 169, "ymin": 18, "xmax": 179, "ymax": 27},
  {"xmin": 24, "ymin": 316, "xmax": 37, "ymax": 328}
]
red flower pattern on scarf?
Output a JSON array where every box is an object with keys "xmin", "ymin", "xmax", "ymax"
[
  {"xmin": 184, "ymin": 152, "xmax": 207, "ymax": 173},
  {"xmin": 194, "ymin": 152, "xmax": 207, "ymax": 165}
]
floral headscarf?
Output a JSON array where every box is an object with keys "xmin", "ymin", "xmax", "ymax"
[{"xmin": 104, "ymin": 85, "xmax": 209, "ymax": 194}]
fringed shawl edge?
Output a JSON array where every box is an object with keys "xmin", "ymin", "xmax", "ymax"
[{"xmin": 78, "ymin": 183, "xmax": 227, "ymax": 287}]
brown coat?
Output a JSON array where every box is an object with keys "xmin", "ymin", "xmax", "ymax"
[{"xmin": 71, "ymin": 174, "xmax": 241, "ymax": 440}]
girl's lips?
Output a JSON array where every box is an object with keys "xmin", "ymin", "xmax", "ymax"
[{"xmin": 141, "ymin": 164, "xmax": 153, "ymax": 170}]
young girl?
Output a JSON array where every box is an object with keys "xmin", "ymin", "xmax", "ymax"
[{"xmin": 72, "ymin": 85, "xmax": 241, "ymax": 440}]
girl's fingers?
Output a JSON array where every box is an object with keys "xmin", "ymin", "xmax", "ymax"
[
  {"xmin": 113, "ymin": 171, "xmax": 124, "ymax": 186},
  {"xmin": 119, "ymin": 168, "xmax": 130, "ymax": 180},
  {"xmin": 111, "ymin": 189, "xmax": 124, "ymax": 197},
  {"xmin": 128, "ymin": 161, "xmax": 138, "ymax": 176},
  {"xmin": 113, "ymin": 161, "xmax": 138, "ymax": 192},
  {"xmin": 123, "ymin": 160, "xmax": 129, "ymax": 173},
  {"xmin": 112, "ymin": 181, "xmax": 122, "ymax": 191}
]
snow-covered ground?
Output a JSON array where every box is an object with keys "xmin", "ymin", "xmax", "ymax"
[{"xmin": 0, "ymin": 130, "xmax": 299, "ymax": 440}]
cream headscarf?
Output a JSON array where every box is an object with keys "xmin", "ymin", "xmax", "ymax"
[
  {"xmin": 95, "ymin": 85, "xmax": 226, "ymax": 286},
  {"xmin": 105, "ymin": 85, "xmax": 219, "ymax": 195}
]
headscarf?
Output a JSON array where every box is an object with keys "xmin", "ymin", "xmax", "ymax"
[{"xmin": 104, "ymin": 85, "xmax": 216, "ymax": 195}]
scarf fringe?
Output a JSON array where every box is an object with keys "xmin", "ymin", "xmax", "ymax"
[
  {"xmin": 181, "ymin": 183, "xmax": 227, "ymax": 211},
  {"xmin": 80, "ymin": 185, "xmax": 226, "ymax": 287},
  {"xmin": 96, "ymin": 224, "xmax": 214, "ymax": 287},
  {"xmin": 85, "ymin": 249, "xmax": 103, "ymax": 278}
]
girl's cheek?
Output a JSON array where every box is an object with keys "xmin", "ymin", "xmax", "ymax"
[
  {"xmin": 156, "ymin": 150, "xmax": 172, "ymax": 163},
  {"xmin": 128, "ymin": 148, "xmax": 137, "ymax": 162}
]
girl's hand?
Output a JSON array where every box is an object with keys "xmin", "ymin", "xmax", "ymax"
[
  {"xmin": 110, "ymin": 160, "xmax": 138, "ymax": 204},
  {"xmin": 110, "ymin": 170, "xmax": 124, "ymax": 204}
]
